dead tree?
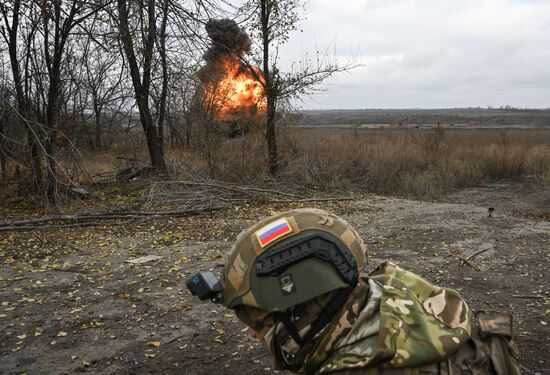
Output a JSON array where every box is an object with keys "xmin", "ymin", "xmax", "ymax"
[
  {"xmin": 116, "ymin": 0, "xmax": 169, "ymax": 170},
  {"xmin": 1, "ymin": 0, "xmax": 106, "ymax": 200},
  {"xmin": 1, "ymin": 0, "xmax": 44, "ymax": 191},
  {"xmin": 243, "ymin": 0, "xmax": 357, "ymax": 175}
]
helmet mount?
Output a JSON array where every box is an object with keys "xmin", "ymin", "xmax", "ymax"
[{"xmin": 255, "ymin": 230, "xmax": 359, "ymax": 286}]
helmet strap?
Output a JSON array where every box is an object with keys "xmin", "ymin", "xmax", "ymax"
[
  {"xmin": 302, "ymin": 285, "xmax": 354, "ymax": 343},
  {"xmin": 271, "ymin": 285, "xmax": 355, "ymax": 371},
  {"xmin": 272, "ymin": 311, "xmax": 305, "ymax": 347}
]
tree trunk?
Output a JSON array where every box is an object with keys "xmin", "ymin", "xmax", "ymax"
[
  {"xmin": 261, "ymin": 0, "xmax": 278, "ymax": 175},
  {"xmin": 0, "ymin": 120, "xmax": 7, "ymax": 182},
  {"xmin": 4, "ymin": 0, "xmax": 44, "ymax": 192},
  {"xmin": 95, "ymin": 116, "xmax": 102, "ymax": 150},
  {"xmin": 117, "ymin": 0, "xmax": 165, "ymax": 170},
  {"xmin": 266, "ymin": 96, "xmax": 278, "ymax": 175},
  {"xmin": 45, "ymin": 70, "xmax": 61, "ymax": 199}
]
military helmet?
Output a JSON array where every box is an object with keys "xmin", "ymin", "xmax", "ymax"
[{"xmin": 223, "ymin": 208, "xmax": 367, "ymax": 312}]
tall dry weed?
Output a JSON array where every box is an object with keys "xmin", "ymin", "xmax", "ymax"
[{"xmin": 77, "ymin": 127, "xmax": 550, "ymax": 198}]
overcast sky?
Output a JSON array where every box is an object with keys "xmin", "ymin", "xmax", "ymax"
[{"xmin": 263, "ymin": 0, "xmax": 550, "ymax": 109}]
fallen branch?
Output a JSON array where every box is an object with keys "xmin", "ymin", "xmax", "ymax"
[
  {"xmin": 162, "ymin": 180, "xmax": 304, "ymax": 199},
  {"xmin": 0, "ymin": 221, "xmax": 107, "ymax": 232},
  {"xmin": 0, "ymin": 205, "xmax": 229, "ymax": 232},
  {"xmin": 465, "ymin": 247, "xmax": 491, "ymax": 261},
  {"xmin": 270, "ymin": 197, "xmax": 355, "ymax": 203},
  {"xmin": 450, "ymin": 252, "xmax": 480, "ymax": 271}
]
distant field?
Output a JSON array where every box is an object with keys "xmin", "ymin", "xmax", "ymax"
[{"xmin": 291, "ymin": 108, "xmax": 550, "ymax": 128}]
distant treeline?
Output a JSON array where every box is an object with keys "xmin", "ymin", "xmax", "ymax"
[{"xmin": 292, "ymin": 108, "xmax": 550, "ymax": 127}]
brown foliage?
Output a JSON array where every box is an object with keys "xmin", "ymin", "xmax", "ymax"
[{"xmin": 200, "ymin": 128, "xmax": 550, "ymax": 198}]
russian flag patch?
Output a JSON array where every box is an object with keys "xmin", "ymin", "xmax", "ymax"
[{"xmin": 256, "ymin": 218, "xmax": 293, "ymax": 248}]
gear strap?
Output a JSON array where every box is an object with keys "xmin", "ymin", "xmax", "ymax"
[
  {"xmin": 272, "ymin": 285, "xmax": 355, "ymax": 372},
  {"xmin": 302, "ymin": 286, "xmax": 354, "ymax": 343}
]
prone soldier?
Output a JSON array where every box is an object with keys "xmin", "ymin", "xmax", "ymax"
[{"xmin": 187, "ymin": 208, "xmax": 521, "ymax": 374}]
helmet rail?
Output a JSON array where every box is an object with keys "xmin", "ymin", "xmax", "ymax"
[{"xmin": 255, "ymin": 230, "xmax": 358, "ymax": 286}]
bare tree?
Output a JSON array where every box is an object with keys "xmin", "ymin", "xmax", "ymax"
[
  {"xmin": 0, "ymin": 0, "xmax": 44, "ymax": 191},
  {"xmin": 242, "ymin": 0, "xmax": 357, "ymax": 175},
  {"xmin": 1, "ymin": 0, "xmax": 106, "ymax": 200},
  {"xmin": 116, "ymin": 0, "xmax": 169, "ymax": 170}
]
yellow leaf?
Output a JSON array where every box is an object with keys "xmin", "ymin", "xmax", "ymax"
[
  {"xmin": 57, "ymin": 331, "xmax": 68, "ymax": 337},
  {"xmin": 147, "ymin": 341, "xmax": 161, "ymax": 347},
  {"xmin": 17, "ymin": 334, "xmax": 26, "ymax": 340}
]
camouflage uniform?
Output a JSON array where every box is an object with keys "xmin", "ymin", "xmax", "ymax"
[{"xmin": 220, "ymin": 209, "xmax": 521, "ymax": 375}]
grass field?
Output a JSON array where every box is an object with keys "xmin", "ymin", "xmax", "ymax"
[{"xmin": 189, "ymin": 126, "xmax": 550, "ymax": 199}]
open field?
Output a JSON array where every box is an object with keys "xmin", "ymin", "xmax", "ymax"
[{"xmin": 199, "ymin": 125, "xmax": 550, "ymax": 199}]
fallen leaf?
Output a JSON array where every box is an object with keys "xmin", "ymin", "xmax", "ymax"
[
  {"xmin": 57, "ymin": 331, "xmax": 68, "ymax": 337},
  {"xmin": 17, "ymin": 334, "xmax": 26, "ymax": 340},
  {"xmin": 147, "ymin": 341, "xmax": 161, "ymax": 347}
]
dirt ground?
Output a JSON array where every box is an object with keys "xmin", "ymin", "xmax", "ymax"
[{"xmin": 1, "ymin": 182, "xmax": 549, "ymax": 375}]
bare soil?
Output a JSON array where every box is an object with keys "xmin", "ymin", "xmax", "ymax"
[{"xmin": 1, "ymin": 183, "xmax": 549, "ymax": 375}]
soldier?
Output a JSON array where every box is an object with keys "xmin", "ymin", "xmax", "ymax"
[{"xmin": 189, "ymin": 208, "xmax": 521, "ymax": 374}]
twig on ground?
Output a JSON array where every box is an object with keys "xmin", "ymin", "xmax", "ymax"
[
  {"xmin": 450, "ymin": 252, "xmax": 480, "ymax": 271},
  {"xmin": 465, "ymin": 247, "xmax": 491, "ymax": 261}
]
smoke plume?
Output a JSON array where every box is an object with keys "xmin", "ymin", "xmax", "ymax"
[{"xmin": 203, "ymin": 19, "xmax": 251, "ymax": 64}]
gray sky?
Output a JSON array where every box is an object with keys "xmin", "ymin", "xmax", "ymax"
[{"xmin": 271, "ymin": 0, "xmax": 550, "ymax": 109}]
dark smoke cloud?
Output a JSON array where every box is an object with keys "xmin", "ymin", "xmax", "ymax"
[{"xmin": 203, "ymin": 19, "xmax": 251, "ymax": 63}]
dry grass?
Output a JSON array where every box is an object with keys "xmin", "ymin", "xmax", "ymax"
[
  {"xmin": 71, "ymin": 127, "xmax": 550, "ymax": 199},
  {"xmin": 203, "ymin": 128, "xmax": 550, "ymax": 198}
]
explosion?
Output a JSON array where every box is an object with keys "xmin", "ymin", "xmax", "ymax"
[{"xmin": 199, "ymin": 19, "xmax": 266, "ymax": 119}]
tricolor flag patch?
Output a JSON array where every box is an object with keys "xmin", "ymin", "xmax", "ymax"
[{"xmin": 256, "ymin": 218, "xmax": 293, "ymax": 248}]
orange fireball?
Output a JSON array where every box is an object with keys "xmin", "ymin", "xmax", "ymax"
[{"xmin": 204, "ymin": 58, "xmax": 266, "ymax": 119}]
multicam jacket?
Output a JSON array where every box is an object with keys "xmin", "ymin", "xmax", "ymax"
[{"xmin": 288, "ymin": 262, "xmax": 520, "ymax": 375}]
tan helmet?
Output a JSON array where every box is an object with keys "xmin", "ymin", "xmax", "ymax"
[{"xmin": 223, "ymin": 208, "xmax": 367, "ymax": 312}]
